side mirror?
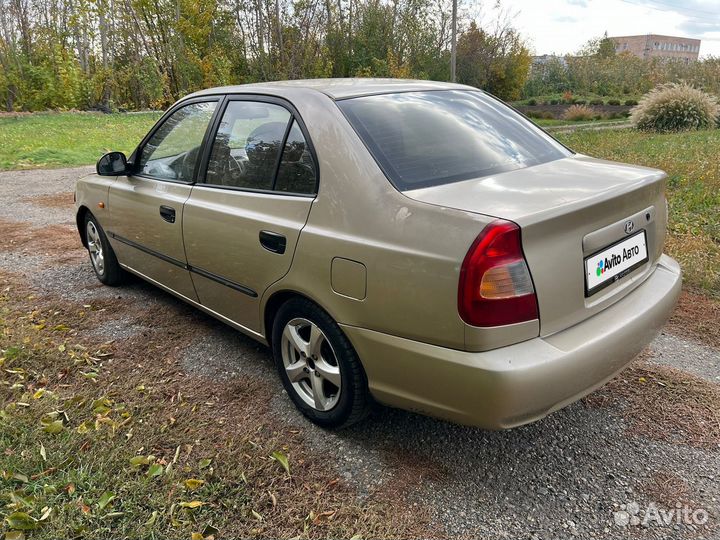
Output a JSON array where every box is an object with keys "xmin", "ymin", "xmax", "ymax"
[{"xmin": 97, "ymin": 152, "xmax": 129, "ymax": 176}]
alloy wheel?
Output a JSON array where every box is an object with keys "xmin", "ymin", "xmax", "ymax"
[
  {"xmin": 86, "ymin": 220, "xmax": 105, "ymax": 276},
  {"xmin": 280, "ymin": 317, "xmax": 342, "ymax": 411}
]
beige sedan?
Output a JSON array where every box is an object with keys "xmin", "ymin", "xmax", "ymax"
[{"xmin": 75, "ymin": 79, "xmax": 681, "ymax": 429}]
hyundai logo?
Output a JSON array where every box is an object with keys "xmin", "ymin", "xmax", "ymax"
[{"xmin": 624, "ymin": 220, "xmax": 635, "ymax": 235}]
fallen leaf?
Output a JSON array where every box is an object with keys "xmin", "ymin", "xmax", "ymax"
[
  {"xmin": 184, "ymin": 479, "xmax": 204, "ymax": 491},
  {"xmin": 4, "ymin": 512, "xmax": 37, "ymax": 531},
  {"xmin": 129, "ymin": 455, "xmax": 154, "ymax": 468},
  {"xmin": 198, "ymin": 458, "xmax": 212, "ymax": 470},
  {"xmin": 103, "ymin": 512, "xmax": 125, "ymax": 519},
  {"xmin": 179, "ymin": 501, "xmax": 205, "ymax": 509},
  {"xmin": 144, "ymin": 510, "xmax": 158, "ymax": 527},
  {"xmin": 270, "ymin": 451, "xmax": 290, "ymax": 475},
  {"xmin": 42, "ymin": 420, "xmax": 63, "ymax": 434},
  {"xmin": 39, "ymin": 443, "xmax": 46, "ymax": 461},
  {"xmin": 146, "ymin": 464, "xmax": 163, "ymax": 478},
  {"xmin": 12, "ymin": 472, "xmax": 29, "ymax": 483},
  {"xmin": 5, "ymin": 530, "xmax": 26, "ymax": 540},
  {"xmin": 97, "ymin": 492, "xmax": 115, "ymax": 510}
]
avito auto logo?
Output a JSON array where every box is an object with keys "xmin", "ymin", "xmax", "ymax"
[{"xmin": 596, "ymin": 245, "xmax": 641, "ymax": 277}]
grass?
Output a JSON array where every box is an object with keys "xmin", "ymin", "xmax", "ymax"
[
  {"xmin": 555, "ymin": 128, "xmax": 720, "ymax": 296},
  {"xmin": 0, "ymin": 112, "xmax": 161, "ymax": 171},
  {"xmin": 0, "ymin": 265, "xmax": 433, "ymax": 539},
  {"xmin": 584, "ymin": 360, "xmax": 720, "ymax": 450}
]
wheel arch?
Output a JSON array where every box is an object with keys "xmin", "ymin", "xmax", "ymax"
[
  {"xmin": 76, "ymin": 205, "xmax": 91, "ymax": 248},
  {"xmin": 262, "ymin": 290, "xmax": 351, "ymax": 351}
]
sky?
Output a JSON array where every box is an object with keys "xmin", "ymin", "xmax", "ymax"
[{"xmin": 496, "ymin": 0, "xmax": 720, "ymax": 57}]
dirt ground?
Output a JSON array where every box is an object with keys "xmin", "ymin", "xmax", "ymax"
[{"xmin": 1, "ymin": 166, "xmax": 718, "ymax": 539}]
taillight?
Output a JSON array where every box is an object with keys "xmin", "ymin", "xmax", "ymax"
[{"xmin": 458, "ymin": 220, "xmax": 538, "ymax": 327}]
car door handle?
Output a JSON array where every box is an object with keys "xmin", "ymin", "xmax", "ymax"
[
  {"xmin": 159, "ymin": 205, "xmax": 176, "ymax": 223},
  {"xmin": 259, "ymin": 230, "xmax": 287, "ymax": 254}
]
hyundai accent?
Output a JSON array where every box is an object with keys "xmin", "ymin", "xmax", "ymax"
[{"xmin": 75, "ymin": 79, "xmax": 681, "ymax": 429}]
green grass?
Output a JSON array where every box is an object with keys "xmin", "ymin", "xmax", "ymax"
[
  {"xmin": 0, "ymin": 112, "xmax": 161, "ymax": 171},
  {"xmin": 0, "ymin": 289, "xmax": 422, "ymax": 539},
  {"xmin": 555, "ymin": 128, "xmax": 720, "ymax": 295}
]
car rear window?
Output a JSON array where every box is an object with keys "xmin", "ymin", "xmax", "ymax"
[{"xmin": 337, "ymin": 90, "xmax": 571, "ymax": 190}]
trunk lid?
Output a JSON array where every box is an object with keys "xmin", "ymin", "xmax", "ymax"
[{"xmin": 404, "ymin": 154, "xmax": 668, "ymax": 336}]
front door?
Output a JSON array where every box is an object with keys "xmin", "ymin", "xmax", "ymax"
[
  {"xmin": 106, "ymin": 99, "xmax": 219, "ymax": 300},
  {"xmin": 183, "ymin": 97, "xmax": 318, "ymax": 333}
]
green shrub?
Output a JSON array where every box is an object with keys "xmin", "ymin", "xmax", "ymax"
[
  {"xmin": 630, "ymin": 82, "xmax": 719, "ymax": 132},
  {"xmin": 527, "ymin": 98, "xmax": 537, "ymax": 106},
  {"xmin": 549, "ymin": 99, "xmax": 559, "ymax": 105},
  {"xmin": 589, "ymin": 99, "xmax": 604, "ymax": 106},
  {"xmin": 563, "ymin": 104, "xmax": 596, "ymax": 121},
  {"xmin": 525, "ymin": 110, "xmax": 543, "ymax": 119},
  {"xmin": 624, "ymin": 99, "xmax": 638, "ymax": 106},
  {"xmin": 607, "ymin": 99, "xmax": 621, "ymax": 106},
  {"xmin": 574, "ymin": 99, "xmax": 586, "ymax": 105}
]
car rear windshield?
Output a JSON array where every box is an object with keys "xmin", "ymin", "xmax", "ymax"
[{"xmin": 337, "ymin": 90, "xmax": 571, "ymax": 190}]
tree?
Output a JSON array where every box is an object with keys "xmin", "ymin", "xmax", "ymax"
[{"xmin": 456, "ymin": 20, "xmax": 531, "ymax": 100}]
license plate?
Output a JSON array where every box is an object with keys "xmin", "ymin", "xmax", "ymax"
[{"xmin": 584, "ymin": 230, "xmax": 648, "ymax": 296}]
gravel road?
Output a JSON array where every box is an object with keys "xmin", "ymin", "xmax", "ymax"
[{"xmin": 1, "ymin": 166, "xmax": 718, "ymax": 539}]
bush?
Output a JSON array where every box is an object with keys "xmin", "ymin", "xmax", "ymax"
[
  {"xmin": 607, "ymin": 99, "xmax": 621, "ymax": 106},
  {"xmin": 574, "ymin": 99, "xmax": 586, "ymax": 105},
  {"xmin": 630, "ymin": 82, "xmax": 719, "ymax": 132},
  {"xmin": 562, "ymin": 90, "xmax": 573, "ymax": 103},
  {"xmin": 624, "ymin": 99, "xmax": 638, "ymax": 106},
  {"xmin": 542, "ymin": 111, "xmax": 555, "ymax": 119},
  {"xmin": 563, "ymin": 104, "xmax": 596, "ymax": 121},
  {"xmin": 527, "ymin": 98, "xmax": 537, "ymax": 106},
  {"xmin": 525, "ymin": 110, "xmax": 543, "ymax": 119},
  {"xmin": 549, "ymin": 99, "xmax": 559, "ymax": 105},
  {"xmin": 589, "ymin": 98, "xmax": 604, "ymax": 106}
]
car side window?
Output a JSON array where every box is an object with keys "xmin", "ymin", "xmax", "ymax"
[
  {"xmin": 206, "ymin": 101, "xmax": 291, "ymax": 190},
  {"xmin": 275, "ymin": 120, "xmax": 317, "ymax": 194},
  {"xmin": 138, "ymin": 101, "xmax": 217, "ymax": 182}
]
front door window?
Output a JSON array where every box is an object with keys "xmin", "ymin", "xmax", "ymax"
[{"xmin": 139, "ymin": 102, "xmax": 217, "ymax": 182}]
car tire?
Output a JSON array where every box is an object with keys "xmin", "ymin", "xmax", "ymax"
[
  {"xmin": 272, "ymin": 297, "xmax": 370, "ymax": 429},
  {"xmin": 84, "ymin": 212, "xmax": 124, "ymax": 286}
]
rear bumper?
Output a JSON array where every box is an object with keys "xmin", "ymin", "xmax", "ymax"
[{"xmin": 341, "ymin": 254, "xmax": 682, "ymax": 429}]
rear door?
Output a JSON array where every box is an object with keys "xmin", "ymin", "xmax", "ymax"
[
  {"xmin": 106, "ymin": 98, "xmax": 220, "ymax": 300},
  {"xmin": 183, "ymin": 96, "xmax": 318, "ymax": 333}
]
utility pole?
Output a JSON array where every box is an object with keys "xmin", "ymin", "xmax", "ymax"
[{"xmin": 450, "ymin": 0, "xmax": 457, "ymax": 82}]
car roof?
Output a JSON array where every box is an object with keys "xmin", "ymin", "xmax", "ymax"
[{"xmin": 187, "ymin": 78, "xmax": 476, "ymax": 101}]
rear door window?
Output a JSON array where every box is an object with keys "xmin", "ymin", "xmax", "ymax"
[
  {"xmin": 206, "ymin": 101, "xmax": 290, "ymax": 191},
  {"xmin": 338, "ymin": 90, "xmax": 570, "ymax": 190}
]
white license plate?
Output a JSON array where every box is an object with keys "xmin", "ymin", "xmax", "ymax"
[{"xmin": 584, "ymin": 231, "xmax": 648, "ymax": 296}]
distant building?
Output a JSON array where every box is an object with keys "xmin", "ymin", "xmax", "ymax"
[{"xmin": 610, "ymin": 34, "xmax": 701, "ymax": 63}]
